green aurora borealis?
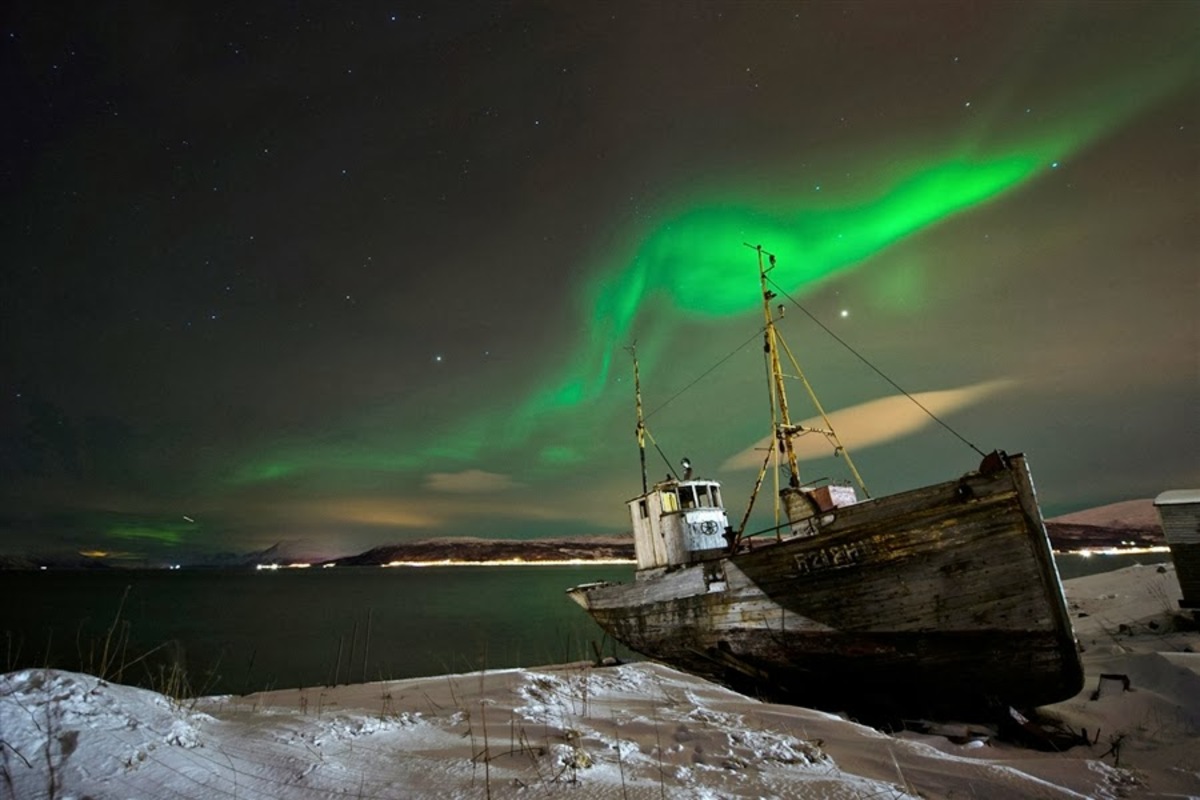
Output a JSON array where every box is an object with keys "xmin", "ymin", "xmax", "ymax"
[
  {"xmin": 3, "ymin": 3, "xmax": 1195, "ymax": 561},
  {"xmin": 232, "ymin": 56, "xmax": 1191, "ymax": 490}
]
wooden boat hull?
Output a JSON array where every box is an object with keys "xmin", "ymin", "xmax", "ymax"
[{"xmin": 569, "ymin": 454, "xmax": 1083, "ymax": 717}]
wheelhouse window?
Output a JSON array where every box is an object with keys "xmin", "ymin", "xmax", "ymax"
[
  {"xmin": 680, "ymin": 483, "xmax": 717, "ymax": 508},
  {"xmin": 670, "ymin": 483, "xmax": 724, "ymax": 510},
  {"xmin": 679, "ymin": 486, "xmax": 697, "ymax": 509},
  {"xmin": 660, "ymin": 490, "xmax": 679, "ymax": 513}
]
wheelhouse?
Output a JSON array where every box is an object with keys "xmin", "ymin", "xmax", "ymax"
[{"xmin": 629, "ymin": 478, "xmax": 731, "ymax": 571}]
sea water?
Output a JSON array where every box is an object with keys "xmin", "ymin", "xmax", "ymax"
[
  {"xmin": 0, "ymin": 565, "xmax": 635, "ymax": 695},
  {"xmin": 0, "ymin": 553, "xmax": 1171, "ymax": 695}
]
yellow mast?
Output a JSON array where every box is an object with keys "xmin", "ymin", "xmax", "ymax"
[
  {"xmin": 753, "ymin": 244, "xmax": 802, "ymax": 489},
  {"xmin": 626, "ymin": 344, "xmax": 648, "ymax": 495},
  {"xmin": 735, "ymin": 244, "xmax": 873, "ymax": 546}
]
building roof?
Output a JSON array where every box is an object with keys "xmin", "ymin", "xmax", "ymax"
[{"xmin": 1154, "ymin": 489, "xmax": 1200, "ymax": 506}]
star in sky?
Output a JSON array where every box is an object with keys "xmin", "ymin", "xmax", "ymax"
[{"xmin": 0, "ymin": 2, "xmax": 1195, "ymax": 562}]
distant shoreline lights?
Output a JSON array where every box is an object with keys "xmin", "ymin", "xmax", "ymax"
[
  {"xmin": 1055, "ymin": 546, "xmax": 1170, "ymax": 558},
  {"xmin": 251, "ymin": 558, "xmax": 637, "ymax": 570},
  {"xmin": 380, "ymin": 558, "xmax": 637, "ymax": 568}
]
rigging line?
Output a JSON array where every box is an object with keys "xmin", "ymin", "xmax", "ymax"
[
  {"xmin": 643, "ymin": 426, "xmax": 679, "ymax": 480},
  {"xmin": 775, "ymin": 332, "xmax": 871, "ymax": 498},
  {"xmin": 765, "ymin": 276, "xmax": 987, "ymax": 459},
  {"xmin": 644, "ymin": 328, "xmax": 766, "ymax": 421}
]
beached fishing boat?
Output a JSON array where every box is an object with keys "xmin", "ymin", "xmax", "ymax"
[{"xmin": 568, "ymin": 245, "xmax": 1083, "ymax": 718}]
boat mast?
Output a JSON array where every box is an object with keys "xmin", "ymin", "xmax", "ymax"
[
  {"xmin": 752, "ymin": 244, "xmax": 802, "ymax": 489},
  {"xmin": 626, "ymin": 344, "xmax": 649, "ymax": 494}
]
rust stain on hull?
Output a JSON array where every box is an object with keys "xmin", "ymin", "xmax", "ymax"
[{"xmin": 569, "ymin": 455, "xmax": 1083, "ymax": 718}]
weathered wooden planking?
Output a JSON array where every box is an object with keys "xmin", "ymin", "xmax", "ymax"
[{"xmin": 569, "ymin": 455, "xmax": 1082, "ymax": 715}]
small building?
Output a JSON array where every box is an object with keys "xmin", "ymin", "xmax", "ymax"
[{"xmin": 1154, "ymin": 489, "xmax": 1200, "ymax": 609}]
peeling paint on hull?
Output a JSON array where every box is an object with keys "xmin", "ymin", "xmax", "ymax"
[{"xmin": 569, "ymin": 455, "xmax": 1083, "ymax": 717}]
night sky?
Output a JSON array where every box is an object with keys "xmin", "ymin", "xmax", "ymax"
[{"xmin": 3, "ymin": 2, "xmax": 1197, "ymax": 564}]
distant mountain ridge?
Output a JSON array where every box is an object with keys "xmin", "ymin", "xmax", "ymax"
[
  {"xmin": 1045, "ymin": 499, "xmax": 1164, "ymax": 551},
  {"xmin": 330, "ymin": 536, "xmax": 635, "ymax": 566},
  {"xmin": 0, "ymin": 540, "xmax": 337, "ymax": 571},
  {"xmin": 334, "ymin": 501, "xmax": 1170, "ymax": 564},
  {"xmin": 1, "ymin": 499, "xmax": 1170, "ymax": 570},
  {"xmin": 0, "ymin": 553, "xmax": 116, "ymax": 571},
  {"xmin": 1047, "ymin": 499, "xmax": 1160, "ymax": 530}
]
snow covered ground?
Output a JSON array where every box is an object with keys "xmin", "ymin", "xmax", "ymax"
[{"xmin": 3, "ymin": 563, "xmax": 1198, "ymax": 799}]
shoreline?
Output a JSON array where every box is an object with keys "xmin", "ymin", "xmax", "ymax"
[
  {"xmin": 378, "ymin": 557, "xmax": 636, "ymax": 567},
  {"xmin": 253, "ymin": 557, "xmax": 638, "ymax": 569},
  {"xmin": 3, "ymin": 562, "xmax": 1197, "ymax": 798},
  {"xmin": 4, "ymin": 546, "xmax": 1168, "ymax": 572}
]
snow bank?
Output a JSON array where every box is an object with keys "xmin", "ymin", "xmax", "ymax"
[{"xmin": 2, "ymin": 564, "xmax": 1196, "ymax": 799}]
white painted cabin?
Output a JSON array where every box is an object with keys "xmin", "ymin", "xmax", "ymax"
[{"xmin": 630, "ymin": 479, "xmax": 731, "ymax": 571}]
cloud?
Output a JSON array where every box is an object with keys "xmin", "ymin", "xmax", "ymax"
[
  {"xmin": 721, "ymin": 379, "xmax": 1016, "ymax": 471},
  {"xmin": 423, "ymin": 469, "xmax": 522, "ymax": 494},
  {"xmin": 318, "ymin": 501, "xmax": 442, "ymax": 528}
]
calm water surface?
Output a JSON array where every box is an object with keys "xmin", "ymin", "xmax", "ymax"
[
  {"xmin": 1, "ymin": 565, "xmax": 635, "ymax": 695},
  {"xmin": 1, "ymin": 553, "xmax": 1172, "ymax": 695},
  {"xmin": 1052, "ymin": 551, "xmax": 1169, "ymax": 580}
]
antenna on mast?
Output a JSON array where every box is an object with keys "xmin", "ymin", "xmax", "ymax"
[
  {"xmin": 626, "ymin": 343, "xmax": 649, "ymax": 494},
  {"xmin": 747, "ymin": 243, "xmax": 802, "ymax": 489}
]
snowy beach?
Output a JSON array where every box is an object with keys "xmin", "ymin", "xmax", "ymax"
[{"xmin": 3, "ymin": 563, "xmax": 1197, "ymax": 799}]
